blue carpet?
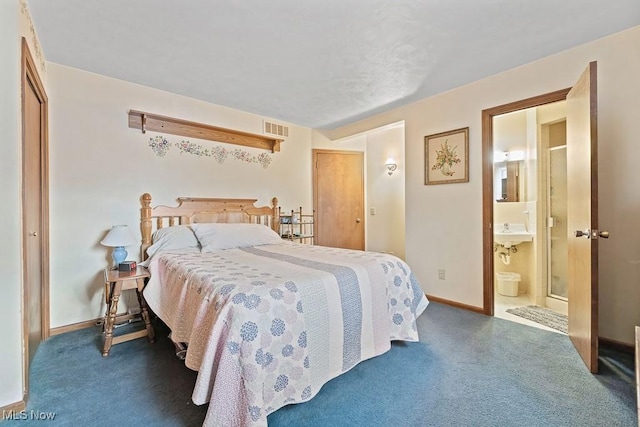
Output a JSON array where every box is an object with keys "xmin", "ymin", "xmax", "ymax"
[{"xmin": 4, "ymin": 302, "xmax": 635, "ymax": 426}]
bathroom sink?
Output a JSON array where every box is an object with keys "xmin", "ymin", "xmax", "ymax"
[{"xmin": 494, "ymin": 223, "xmax": 533, "ymax": 248}]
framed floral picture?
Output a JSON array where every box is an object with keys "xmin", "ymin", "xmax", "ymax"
[{"xmin": 424, "ymin": 127, "xmax": 469, "ymax": 185}]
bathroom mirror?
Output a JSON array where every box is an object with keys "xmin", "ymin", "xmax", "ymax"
[{"xmin": 495, "ymin": 161, "xmax": 521, "ymax": 202}]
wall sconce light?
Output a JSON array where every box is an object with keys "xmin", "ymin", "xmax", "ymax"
[{"xmin": 385, "ymin": 158, "xmax": 398, "ymax": 175}]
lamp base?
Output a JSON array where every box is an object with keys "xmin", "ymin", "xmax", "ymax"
[{"xmin": 112, "ymin": 246, "xmax": 128, "ymax": 268}]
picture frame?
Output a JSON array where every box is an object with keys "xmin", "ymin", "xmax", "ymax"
[{"xmin": 424, "ymin": 127, "xmax": 469, "ymax": 185}]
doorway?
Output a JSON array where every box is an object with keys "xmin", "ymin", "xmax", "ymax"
[
  {"xmin": 490, "ymin": 105, "xmax": 568, "ymax": 332},
  {"xmin": 481, "ymin": 88, "xmax": 570, "ymax": 315},
  {"xmin": 21, "ymin": 38, "xmax": 50, "ymax": 398}
]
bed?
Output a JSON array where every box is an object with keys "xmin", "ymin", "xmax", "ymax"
[{"xmin": 139, "ymin": 193, "xmax": 429, "ymax": 426}]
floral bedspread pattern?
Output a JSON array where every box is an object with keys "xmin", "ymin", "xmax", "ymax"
[{"xmin": 144, "ymin": 243, "xmax": 429, "ymax": 426}]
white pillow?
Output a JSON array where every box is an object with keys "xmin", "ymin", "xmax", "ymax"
[
  {"xmin": 192, "ymin": 223, "xmax": 282, "ymax": 252},
  {"xmin": 146, "ymin": 225, "xmax": 199, "ymax": 258}
]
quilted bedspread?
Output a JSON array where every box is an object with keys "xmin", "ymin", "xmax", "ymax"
[{"xmin": 144, "ymin": 242, "xmax": 429, "ymax": 426}]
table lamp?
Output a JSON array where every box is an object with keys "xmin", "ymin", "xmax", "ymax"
[{"xmin": 101, "ymin": 225, "xmax": 137, "ymax": 268}]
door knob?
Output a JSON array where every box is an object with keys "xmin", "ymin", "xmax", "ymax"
[
  {"xmin": 598, "ymin": 231, "xmax": 610, "ymax": 239},
  {"xmin": 574, "ymin": 229, "xmax": 590, "ymax": 238},
  {"xmin": 355, "ymin": 218, "xmax": 361, "ymax": 223}
]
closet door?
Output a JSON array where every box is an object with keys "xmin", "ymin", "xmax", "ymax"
[
  {"xmin": 21, "ymin": 38, "xmax": 50, "ymax": 395},
  {"xmin": 313, "ymin": 150, "xmax": 364, "ymax": 250}
]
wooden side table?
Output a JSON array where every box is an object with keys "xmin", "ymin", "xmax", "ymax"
[{"xmin": 102, "ymin": 267, "xmax": 155, "ymax": 356}]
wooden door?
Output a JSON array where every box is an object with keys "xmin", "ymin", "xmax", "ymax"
[
  {"xmin": 21, "ymin": 38, "xmax": 49, "ymax": 392},
  {"xmin": 313, "ymin": 150, "xmax": 365, "ymax": 250},
  {"xmin": 566, "ymin": 61, "xmax": 600, "ymax": 373}
]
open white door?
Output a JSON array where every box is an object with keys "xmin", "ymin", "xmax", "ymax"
[{"xmin": 566, "ymin": 61, "xmax": 608, "ymax": 373}]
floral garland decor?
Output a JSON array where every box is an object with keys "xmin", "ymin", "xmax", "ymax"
[{"xmin": 149, "ymin": 136, "xmax": 272, "ymax": 168}]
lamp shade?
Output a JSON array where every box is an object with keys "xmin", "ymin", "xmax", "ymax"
[{"xmin": 100, "ymin": 225, "xmax": 137, "ymax": 247}]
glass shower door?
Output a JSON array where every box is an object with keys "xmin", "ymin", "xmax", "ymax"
[{"xmin": 548, "ymin": 146, "xmax": 568, "ymax": 299}]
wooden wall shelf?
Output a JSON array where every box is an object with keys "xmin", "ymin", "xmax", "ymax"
[{"xmin": 128, "ymin": 110, "xmax": 283, "ymax": 152}]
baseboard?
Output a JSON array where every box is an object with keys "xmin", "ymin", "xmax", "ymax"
[
  {"xmin": 50, "ymin": 317, "xmax": 102, "ymax": 336},
  {"xmin": 0, "ymin": 399, "xmax": 26, "ymax": 415},
  {"xmin": 426, "ymin": 294, "xmax": 484, "ymax": 314},
  {"xmin": 599, "ymin": 336, "xmax": 634, "ymax": 354},
  {"xmin": 49, "ymin": 312, "xmax": 133, "ymax": 336}
]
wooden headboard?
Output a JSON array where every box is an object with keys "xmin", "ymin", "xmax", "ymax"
[{"xmin": 140, "ymin": 193, "xmax": 279, "ymax": 260}]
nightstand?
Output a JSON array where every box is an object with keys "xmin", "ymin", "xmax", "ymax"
[{"xmin": 102, "ymin": 266, "xmax": 155, "ymax": 356}]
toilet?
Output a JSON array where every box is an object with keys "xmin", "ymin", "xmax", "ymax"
[{"xmin": 496, "ymin": 272, "xmax": 521, "ymax": 296}]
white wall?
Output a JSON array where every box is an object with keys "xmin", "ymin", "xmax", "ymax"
[
  {"xmin": 0, "ymin": 0, "xmax": 24, "ymax": 409},
  {"xmin": 47, "ymin": 63, "xmax": 314, "ymax": 328},
  {"xmin": 326, "ymin": 26, "xmax": 640, "ymax": 344},
  {"xmin": 365, "ymin": 125, "xmax": 406, "ymax": 259},
  {"xmin": 493, "ymin": 111, "xmax": 527, "ymax": 153},
  {"xmin": 311, "ymin": 130, "xmax": 366, "ymax": 151}
]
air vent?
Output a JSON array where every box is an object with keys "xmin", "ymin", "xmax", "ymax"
[{"xmin": 264, "ymin": 121, "xmax": 289, "ymax": 138}]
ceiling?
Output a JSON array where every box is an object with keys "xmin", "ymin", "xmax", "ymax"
[{"xmin": 28, "ymin": 1, "xmax": 640, "ymax": 130}]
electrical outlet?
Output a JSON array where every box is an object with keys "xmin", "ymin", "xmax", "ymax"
[{"xmin": 438, "ymin": 269, "xmax": 445, "ymax": 280}]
